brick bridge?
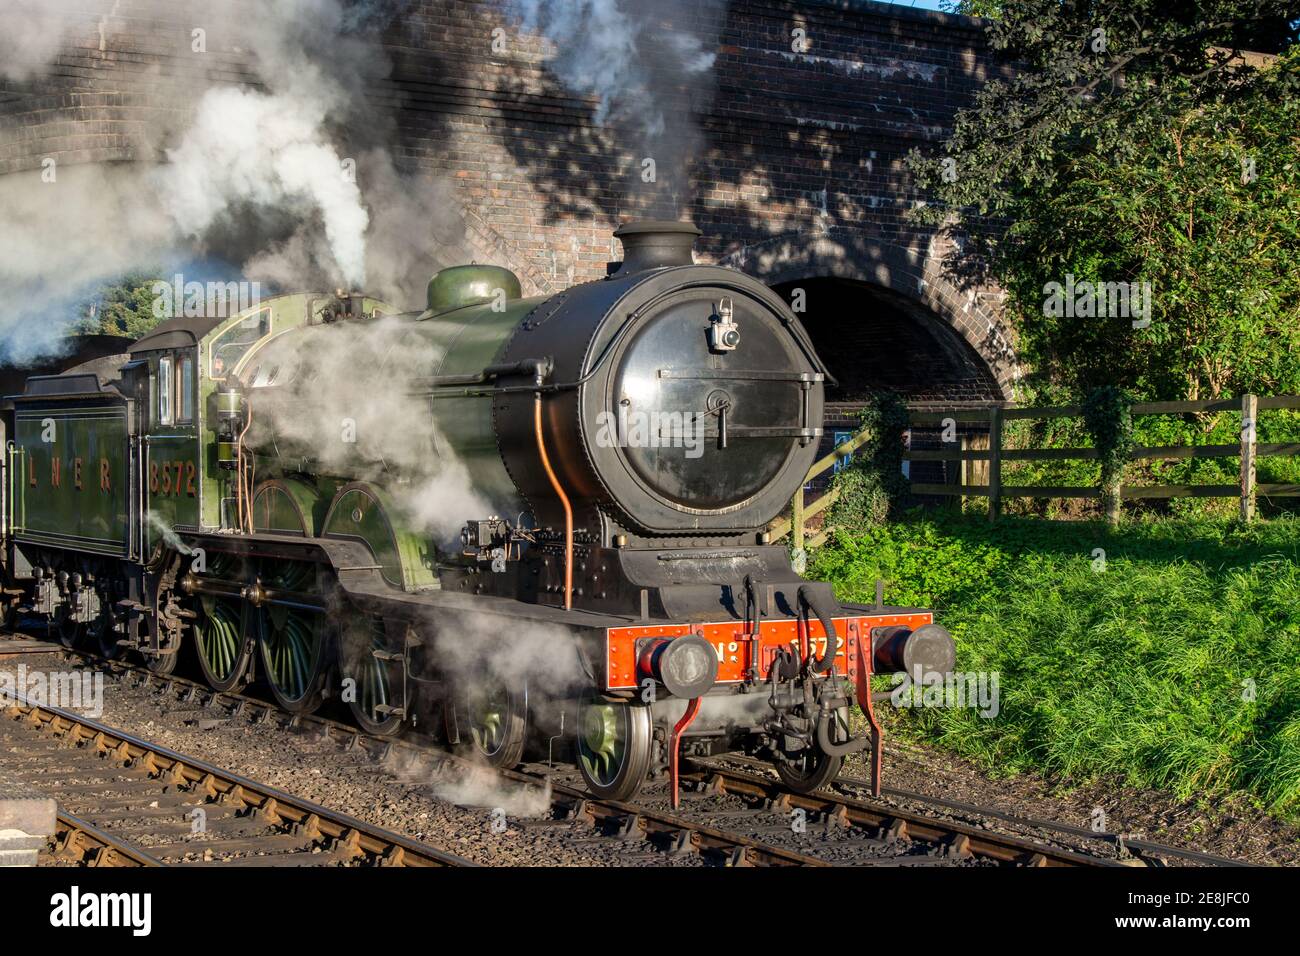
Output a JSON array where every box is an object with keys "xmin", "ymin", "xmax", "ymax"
[{"xmin": 0, "ymin": 0, "xmax": 1020, "ymax": 411}]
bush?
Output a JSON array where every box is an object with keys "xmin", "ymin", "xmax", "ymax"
[
  {"xmin": 813, "ymin": 512, "xmax": 1300, "ymax": 817},
  {"xmin": 826, "ymin": 391, "xmax": 909, "ymax": 531},
  {"xmin": 826, "ymin": 467, "xmax": 892, "ymax": 529}
]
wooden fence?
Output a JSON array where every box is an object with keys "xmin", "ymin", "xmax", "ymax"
[
  {"xmin": 771, "ymin": 393, "xmax": 1300, "ymax": 548},
  {"xmin": 767, "ymin": 428, "xmax": 873, "ymax": 553}
]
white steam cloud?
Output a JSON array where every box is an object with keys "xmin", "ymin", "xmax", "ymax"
[
  {"xmin": 505, "ymin": 0, "xmax": 720, "ymax": 138},
  {"xmin": 383, "ymin": 747, "xmax": 552, "ymax": 817},
  {"xmin": 158, "ymin": 86, "xmax": 370, "ymax": 288},
  {"xmin": 0, "ymin": 0, "xmax": 462, "ymax": 366},
  {"xmin": 243, "ymin": 315, "xmax": 497, "ymax": 546},
  {"xmin": 0, "ymin": 0, "xmax": 72, "ymax": 81},
  {"xmin": 503, "ymin": 0, "xmax": 726, "ymax": 214},
  {"xmin": 0, "ymin": 164, "xmax": 178, "ymax": 364}
]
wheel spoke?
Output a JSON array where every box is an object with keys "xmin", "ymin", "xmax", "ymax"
[{"xmin": 197, "ymin": 598, "xmax": 244, "ymax": 685}]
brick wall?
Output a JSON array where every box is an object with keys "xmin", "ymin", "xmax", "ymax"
[{"xmin": 0, "ymin": 0, "xmax": 1020, "ymax": 400}]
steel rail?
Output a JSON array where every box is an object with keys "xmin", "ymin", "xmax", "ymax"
[
  {"xmin": 870, "ymin": 779, "xmax": 1252, "ymax": 868},
  {"xmin": 27, "ymin": 637, "xmax": 833, "ymax": 865},
  {"xmin": 4, "ymin": 636, "xmax": 820, "ymax": 866},
  {"xmin": 2, "ymin": 690, "xmax": 475, "ymax": 868},
  {"xmin": 679, "ymin": 764, "xmax": 1122, "ymax": 867},
  {"xmin": 514, "ymin": 774, "xmax": 828, "ymax": 867},
  {"xmin": 53, "ymin": 811, "xmax": 164, "ymax": 867},
  {"xmin": 691, "ymin": 756, "xmax": 1254, "ymax": 868},
  {"xmin": 841, "ymin": 743, "xmax": 1253, "ymax": 866},
  {"xmin": 4, "ymin": 632, "xmax": 1252, "ymax": 868}
]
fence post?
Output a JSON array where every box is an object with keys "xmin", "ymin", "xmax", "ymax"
[
  {"xmin": 791, "ymin": 484, "xmax": 806, "ymax": 552},
  {"xmin": 988, "ymin": 405, "xmax": 1003, "ymax": 522},
  {"xmin": 956, "ymin": 429, "xmax": 967, "ymax": 512},
  {"xmin": 1240, "ymin": 393, "xmax": 1257, "ymax": 523}
]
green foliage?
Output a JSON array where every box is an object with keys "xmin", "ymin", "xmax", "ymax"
[
  {"xmin": 813, "ymin": 513, "xmax": 1300, "ymax": 816},
  {"xmin": 943, "ymin": 0, "xmax": 1003, "ymax": 17},
  {"xmin": 74, "ymin": 272, "xmax": 167, "ymax": 339},
  {"xmin": 827, "ymin": 467, "xmax": 892, "ymax": 530},
  {"xmin": 827, "ymin": 392, "xmax": 909, "ymax": 530},
  {"xmin": 910, "ymin": 3, "xmax": 1300, "ymax": 401},
  {"xmin": 1082, "ymin": 385, "xmax": 1134, "ymax": 515}
]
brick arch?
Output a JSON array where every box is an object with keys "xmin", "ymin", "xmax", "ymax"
[
  {"xmin": 2, "ymin": 0, "xmax": 1019, "ymax": 333},
  {"xmin": 719, "ymin": 230, "xmax": 1019, "ymax": 403}
]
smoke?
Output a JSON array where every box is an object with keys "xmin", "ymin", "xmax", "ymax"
[
  {"xmin": 240, "ymin": 150, "xmax": 469, "ymax": 301},
  {"xmin": 505, "ymin": 0, "xmax": 721, "ymax": 137},
  {"xmin": 157, "ymin": 86, "xmax": 371, "ymax": 288},
  {"xmin": 427, "ymin": 613, "xmax": 587, "ymax": 700},
  {"xmin": 383, "ymin": 747, "xmax": 552, "ymax": 817},
  {"xmin": 243, "ymin": 315, "xmax": 497, "ymax": 546},
  {"xmin": 502, "ymin": 0, "xmax": 726, "ymax": 214},
  {"xmin": 0, "ymin": 165, "xmax": 181, "ymax": 364},
  {"xmin": 154, "ymin": 0, "xmax": 416, "ymax": 291},
  {"xmin": 0, "ymin": 0, "xmax": 73, "ymax": 81},
  {"xmin": 147, "ymin": 514, "xmax": 196, "ymax": 556},
  {"xmin": 0, "ymin": 0, "xmax": 465, "ymax": 364}
]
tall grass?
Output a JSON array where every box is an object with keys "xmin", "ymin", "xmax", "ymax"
[{"xmin": 812, "ymin": 515, "xmax": 1300, "ymax": 815}]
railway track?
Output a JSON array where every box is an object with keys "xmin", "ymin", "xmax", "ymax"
[
  {"xmin": 679, "ymin": 758, "xmax": 1249, "ymax": 868},
  {"xmin": 0, "ymin": 638, "xmax": 822, "ymax": 867},
  {"xmin": 0, "ymin": 632, "xmax": 1245, "ymax": 868},
  {"xmin": 52, "ymin": 811, "xmax": 164, "ymax": 867},
  {"xmin": 2, "ymin": 693, "xmax": 474, "ymax": 867}
]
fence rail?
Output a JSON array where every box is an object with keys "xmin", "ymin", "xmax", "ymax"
[{"xmin": 771, "ymin": 393, "xmax": 1300, "ymax": 549}]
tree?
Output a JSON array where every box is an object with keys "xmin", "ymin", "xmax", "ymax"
[
  {"xmin": 914, "ymin": 1, "xmax": 1300, "ymax": 401},
  {"xmin": 75, "ymin": 272, "xmax": 168, "ymax": 339}
]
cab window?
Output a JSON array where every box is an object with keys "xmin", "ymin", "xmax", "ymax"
[
  {"xmin": 178, "ymin": 354, "xmax": 195, "ymax": 423},
  {"xmin": 157, "ymin": 356, "xmax": 173, "ymax": 425},
  {"xmin": 210, "ymin": 309, "xmax": 271, "ymax": 381},
  {"xmin": 155, "ymin": 352, "xmax": 195, "ymax": 426}
]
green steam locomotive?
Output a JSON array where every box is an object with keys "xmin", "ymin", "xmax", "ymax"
[{"xmin": 0, "ymin": 222, "xmax": 953, "ymax": 802}]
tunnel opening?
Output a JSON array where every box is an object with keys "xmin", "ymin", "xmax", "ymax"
[
  {"xmin": 769, "ymin": 276, "xmax": 1005, "ymax": 499},
  {"xmin": 770, "ymin": 277, "xmax": 1002, "ymax": 411}
]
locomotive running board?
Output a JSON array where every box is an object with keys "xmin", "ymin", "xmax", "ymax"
[{"xmin": 176, "ymin": 532, "xmax": 635, "ymax": 634}]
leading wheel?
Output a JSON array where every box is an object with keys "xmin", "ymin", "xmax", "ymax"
[
  {"xmin": 774, "ymin": 707, "xmax": 848, "ymax": 793},
  {"xmin": 256, "ymin": 562, "xmax": 330, "ymax": 714},
  {"xmin": 575, "ymin": 695, "xmax": 653, "ymax": 802},
  {"xmin": 449, "ymin": 678, "xmax": 528, "ymax": 769},
  {"xmin": 775, "ymin": 746, "xmax": 843, "ymax": 793}
]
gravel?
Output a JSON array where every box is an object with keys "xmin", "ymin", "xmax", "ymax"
[{"xmin": 5, "ymin": 645, "xmax": 1294, "ymax": 866}]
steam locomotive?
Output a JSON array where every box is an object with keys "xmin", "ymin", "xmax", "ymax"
[{"xmin": 0, "ymin": 221, "xmax": 954, "ymax": 803}]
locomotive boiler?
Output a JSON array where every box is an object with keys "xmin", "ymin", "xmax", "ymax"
[{"xmin": 0, "ymin": 221, "xmax": 955, "ymax": 803}]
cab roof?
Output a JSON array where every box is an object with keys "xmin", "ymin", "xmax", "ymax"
[{"xmin": 127, "ymin": 316, "xmax": 224, "ymax": 354}]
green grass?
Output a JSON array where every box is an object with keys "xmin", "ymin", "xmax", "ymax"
[{"xmin": 812, "ymin": 514, "xmax": 1300, "ymax": 816}]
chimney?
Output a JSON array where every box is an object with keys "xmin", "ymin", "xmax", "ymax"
[{"xmin": 609, "ymin": 220, "xmax": 701, "ymax": 277}]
